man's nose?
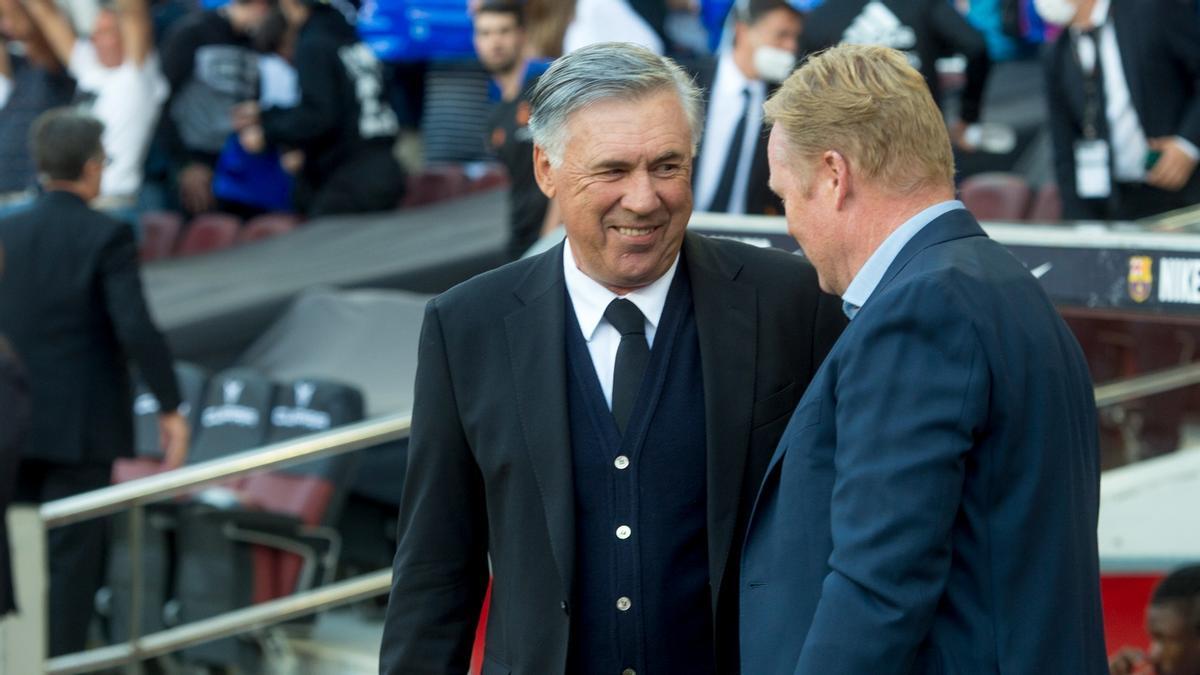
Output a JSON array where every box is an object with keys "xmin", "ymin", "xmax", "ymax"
[{"xmin": 621, "ymin": 169, "xmax": 660, "ymax": 215}]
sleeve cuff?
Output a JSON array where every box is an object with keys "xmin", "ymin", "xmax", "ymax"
[{"xmin": 1175, "ymin": 136, "xmax": 1200, "ymax": 161}]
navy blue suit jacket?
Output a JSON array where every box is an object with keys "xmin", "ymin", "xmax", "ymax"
[{"xmin": 740, "ymin": 209, "xmax": 1107, "ymax": 674}]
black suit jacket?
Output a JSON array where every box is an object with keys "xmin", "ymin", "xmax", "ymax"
[
  {"xmin": 380, "ymin": 233, "xmax": 845, "ymax": 675},
  {"xmin": 1045, "ymin": 0, "xmax": 1200, "ymax": 218},
  {"xmin": 690, "ymin": 57, "xmax": 784, "ymax": 217},
  {"xmin": 0, "ymin": 336, "xmax": 29, "ymax": 616},
  {"xmin": 0, "ymin": 191, "xmax": 180, "ymax": 465}
]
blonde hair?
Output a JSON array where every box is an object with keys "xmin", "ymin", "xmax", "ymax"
[{"xmin": 764, "ymin": 44, "xmax": 955, "ymax": 193}]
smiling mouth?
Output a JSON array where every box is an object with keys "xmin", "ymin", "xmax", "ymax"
[{"xmin": 613, "ymin": 225, "xmax": 659, "ymax": 237}]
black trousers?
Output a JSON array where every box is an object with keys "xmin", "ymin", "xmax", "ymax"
[
  {"xmin": 14, "ymin": 458, "xmax": 111, "ymax": 657},
  {"xmin": 297, "ymin": 146, "xmax": 406, "ymax": 218}
]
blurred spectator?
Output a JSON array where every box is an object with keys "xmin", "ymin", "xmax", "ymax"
[
  {"xmin": 24, "ymin": 0, "xmax": 168, "ymax": 227},
  {"xmin": 213, "ymin": 8, "xmax": 297, "ymax": 217},
  {"xmin": 1109, "ymin": 564, "xmax": 1200, "ymax": 675},
  {"xmin": 0, "ymin": 333, "xmax": 29, "ymax": 620},
  {"xmin": 0, "ymin": 108, "xmax": 187, "ymax": 657},
  {"xmin": 476, "ymin": 1, "xmax": 554, "ymax": 259},
  {"xmin": 801, "ymin": 0, "xmax": 992, "ymax": 151},
  {"xmin": 233, "ymin": 0, "xmax": 403, "ymax": 217},
  {"xmin": 693, "ymin": 0, "xmax": 799, "ymax": 216},
  {"xmin": 1040, "ymin": 0, "xmax": 1200, "ymax": 220},
  {"xmin": 563, "ymin": 0, "xmax": 664, "ymax": 54},
  {"xmin": 0, "ymin": 0, "xmax": 74, "ymax": 214},
  {"xmin": 159, "ymin": 0, "xmax": 271, "ymax": 215}
]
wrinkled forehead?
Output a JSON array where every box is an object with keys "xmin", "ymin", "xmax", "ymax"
[{"xmin": 562, "ymin": 91, "xmax": 693, "ymax": 161}]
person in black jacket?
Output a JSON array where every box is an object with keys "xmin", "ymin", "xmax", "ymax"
[
  {"xmin": 232, "ymin": 0, "xmax": 404, "ymax": 217},
  {"xmin": 0, "ymin": 333, "xmax": 29, "ymax": 620},
  {"xmin": 0, "ymin": 108, "xmax": 189, "ymax": 657},
  {"xmin": 800, "ymin": 0, "xmax": 991, "ymax": 150},
  {"xmin": 1041, "ymin": 0, "xmax": 1200, "ymax": 220}
]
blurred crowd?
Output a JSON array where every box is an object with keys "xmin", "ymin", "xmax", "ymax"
[{"xmin": 2, "ymin": 0, "xmax": 1196, "ymax": 258}]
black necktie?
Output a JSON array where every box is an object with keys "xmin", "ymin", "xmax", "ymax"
[
  {"xmin": 605, "ymin": 298, "xmax": 649, "ymax": 435},
  {"xmin": 708, "ymin": 87, "xmax": 751, "ymax": 213}
]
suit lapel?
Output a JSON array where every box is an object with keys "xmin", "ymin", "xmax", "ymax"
[
  {"xmin": 504, "ymin": 243, "xmax": 575, "ymax": 599},
  {"xmin": 1110, "ymin": 1, "xmax": 1146, "ymax": 125},
  {"xmin": 685, "ymin": 233, "xmax": 757, "ymax": 610}
]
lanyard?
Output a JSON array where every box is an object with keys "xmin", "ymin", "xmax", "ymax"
[{"xmin": 1071, "ymin": 27, "xmax": 1105, "ymax": 141}]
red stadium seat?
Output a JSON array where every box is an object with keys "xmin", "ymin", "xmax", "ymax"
[
  {"xmin": 468, "ymin": 166, "xmax": 510, "ymax": 193},
  {"xmin": 238, "ymin": 213, "xmax": 301, "ymax": 244},
  {"xmin": 960, "ymin": 172, "xmax": 1033, "ymax": 221},
  {"xmin": 176, "ymin": 213, "xmax": 241, "ymax": 257},
  {"xmin": 139, "ymin": 211, "xmax": 183, "ymax": 262},
  {"xmin": 403, "ymin": 165, "xmax": 469, "ymax": 207},
  {"xmin": 1028, "ymin": 182, "xmax": 1063, "ymax": 222}
]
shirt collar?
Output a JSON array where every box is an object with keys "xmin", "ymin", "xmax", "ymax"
[
  {"xmin": 562, "ymin": 239, "xmax": 680, "ymax": 341},
  {"xmin": 1089, "ymin": 0, "xmax": 1110, "ymax": 27},
  {"xmin": 841, "ymin": 200, "xmax": 965, "ymax": 320}
]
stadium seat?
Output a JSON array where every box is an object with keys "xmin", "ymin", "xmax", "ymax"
[
  {"xmin": 175, "ymin": 212, "xmax": 241, "ymax": 257},
  {"xmin": 468, "ymin": 166, "xmax": 510, "ymax": 193},
  {"xmin": 402, "ymin": 165, "xmax": 469, "ymax": 207},
  {"xmin": 237, "ymin": 212, "xmax": 301, "ymax": 244},
  {"xmin": 102, "ymin": 362, "xmax": 211, "ymax": 644},
  {"xmin": 138, "ymin": 211, "xmax": 183, "ymax": 263},
  {"xmin": 1028, "ymin": 182, "xmax": 1063, "ymax": 222},
  {"xmin": 172, "ymin": 377, "xmax": 364, "ymax": 671},
  {"xmin": 959, "ymin": 172, "xmax": 1033, "ymax": 221}
]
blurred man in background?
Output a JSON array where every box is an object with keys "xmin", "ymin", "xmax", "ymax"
[
  {"xmin": 0, "ymin": 0, "xmax": 74, "ymax": 214},
  {"xmin": 692, "ymin": 0, "xmax": 800, "ymax": 216},
  {"xmin": 233, "ymin": 0, "xmax": 404, "ymax": 216},
  {"xmin": 0, "ymin": 109, "xmax": 187, "ymax": 656},
  {"xmin": 1040, "ymin": 0, "xmax": 1200, "ymax": 220},
  {"xmin": 476, "ymin": 1, "xmax": 556, "ymax": 259},
  {"xmin": 159, "ymin": 0, "xmax": 271, "ymax": 215},
  {"xmin": 1111, "ymin": 565, "xmax": 1200, "ymax": 675},
  {"xmin": 23, "ymin": 0, "xmax": 168, "ymax": 227}
]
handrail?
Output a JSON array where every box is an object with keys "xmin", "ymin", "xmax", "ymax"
[
  {"xmin": 44, "ymin": 568, "xmax": 393, "ymax": 675},
  {"xmin": 1094, "ymin": 362, "xmax": 1200, "ymax": 408},
  {"xmin": 40, "ymin": 413, "xmax": 412, "ymax": 529}
]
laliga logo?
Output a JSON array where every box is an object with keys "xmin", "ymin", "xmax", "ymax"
[
  {"xmin": 295, "ymin": 381, "xmax": 316, "ymax": 409},
  {"xmin": 223, "ymin": 379, "xmax": 245, "ymax": 405}
]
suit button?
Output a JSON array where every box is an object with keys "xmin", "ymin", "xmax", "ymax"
[
  {"xmin": 616, "ymin": 596, "xmax": 631, "ymax": 611},
  {"xmin": 615, "ymin": 525, "xmax": 631, "ymax": 540},
  {"xmin": 614, "ymin": 455, "xmax": 630, "ymax": 470},
  {"xmin": 560, "ymin": 600, "xmax": 569, "ymax": 615},
  {"xmin": 622, "ymin": 670, "xmax": 636, "ymax": 675}
]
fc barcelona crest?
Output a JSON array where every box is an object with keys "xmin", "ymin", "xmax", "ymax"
[{"xmin": 1128, "ymin": 256, "xmax": 1153, "ymax": 303}]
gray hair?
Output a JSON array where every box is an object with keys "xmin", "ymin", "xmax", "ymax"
[
  {"xmin": 527, "ymin": 42, "xmax": 703, "ymax": 166},
  {"xmin": 30, "ymin": 108, "xmax": 104, "ymax": 182}
]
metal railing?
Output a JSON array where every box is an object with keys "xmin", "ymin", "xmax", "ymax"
[
  {"xmin": 34, "ymin": 412, "xmax": 411, "ymax": 675},
  {"xmin": 1094, "ymin": 362, "xmax": 1200, "ymax": 408}
]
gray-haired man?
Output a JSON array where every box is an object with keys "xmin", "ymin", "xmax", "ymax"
[{"xmin": 378, "ymin": 42, "xmax": 844, "ymax": 675}]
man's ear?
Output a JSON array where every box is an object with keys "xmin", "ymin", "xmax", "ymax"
[
  {"xmin": 822, "ymin": 150, "xmax": 851, "ymax": 211},
  {"xmin": 532, "ymin": 144, "xmax": 557, "ymax": 199}
]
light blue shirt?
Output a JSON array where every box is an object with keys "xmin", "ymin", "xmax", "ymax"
[{"xmin": 841, "ymin": 200, "xmax": 966, "ymax": 320}]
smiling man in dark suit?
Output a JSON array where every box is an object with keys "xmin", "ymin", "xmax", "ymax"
[
  {"xmin": 0, "ymin": 108, "xmax": 188, "ymax": 656},
  {"xmin": 379, "ymin": 42, "xmax": 844, "ymax": 675},
  {"xmin": 740, "ymin": 44, "xmax": 1106, "ymax": 675}
]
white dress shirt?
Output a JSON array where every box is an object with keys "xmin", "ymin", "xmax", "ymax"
[
  {"xmin": 1072, "ymin": 0, "xmax": 1198, "ymax": 182},
  {"xmin": 562, "ymin": 238, "xmax": 680, "ymax": 409},
  {"xmin": 695, "ymin": 52, "xmax": 767, "ymax": 214}
]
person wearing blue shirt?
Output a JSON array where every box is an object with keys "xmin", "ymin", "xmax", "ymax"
[{"xmin": 740, "ymin": 44, "xmax": 1107, "ymax": 675}]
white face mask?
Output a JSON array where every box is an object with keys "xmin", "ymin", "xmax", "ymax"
[
  {"xmin": 1033, "ymin": 0, "xmax": 1079, "ymax": 26},
  {"xmin": 753, "ymin": 45, "xmax": 797, "ymax": 84}
]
